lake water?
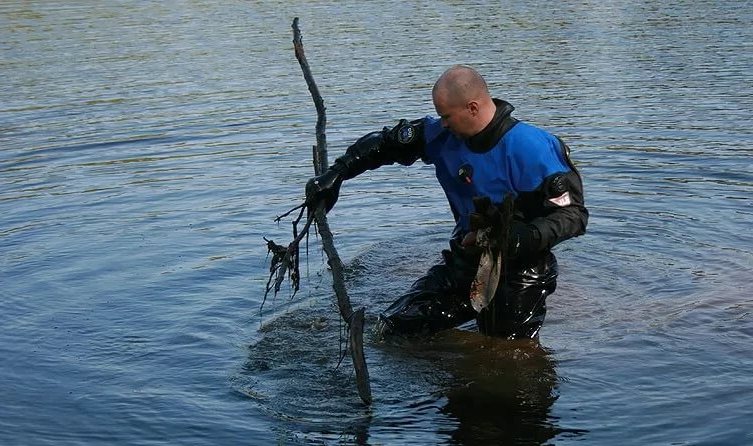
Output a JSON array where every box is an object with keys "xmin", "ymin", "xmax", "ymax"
[{"xmin": 2, "ymin": 1, "xmax": 752, "ymax": 445}]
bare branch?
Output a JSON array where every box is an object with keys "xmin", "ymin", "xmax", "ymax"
[{"xmin": 260, "ymin": 17, "xmax": 372, "ymax": 404}]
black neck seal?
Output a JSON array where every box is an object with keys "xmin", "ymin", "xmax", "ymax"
[{"xmin": 466, "ymin": 99, "xmax": 518, "ymax": 153}]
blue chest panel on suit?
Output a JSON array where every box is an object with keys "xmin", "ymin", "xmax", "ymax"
[{"xmin": 422, "ymin": 116, "xmax": 570, "ymax": 232}]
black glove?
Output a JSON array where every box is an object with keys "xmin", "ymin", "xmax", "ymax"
[
  {"xmin": 469, "ymin": 196, "xmax": 504, "ymax": 235},
  {"xmin": 305, "ymin": 167, "xmax": 344, "ymax": 212},
  {"xmin": 469, "ymin": 195, "xmax": 541, "ymax": 258}
]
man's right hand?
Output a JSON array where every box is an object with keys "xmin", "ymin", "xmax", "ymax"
[{"xmin": 305, "ymin": 168, "xmax": 344, "ymax": 212}]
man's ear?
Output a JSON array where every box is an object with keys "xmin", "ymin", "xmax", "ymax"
[{"xmin": 467, "ymin": 100, "xmax": 480, "ymax": 116}]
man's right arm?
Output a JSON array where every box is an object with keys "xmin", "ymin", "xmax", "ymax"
[{"xmin": 306, "ymin": 119, "xmax": 425, "ymax": 211}]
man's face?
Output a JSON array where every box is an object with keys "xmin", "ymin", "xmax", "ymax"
[{"xmin": 433, "ymin": 90, "xmax": 475, "ymax": 138}]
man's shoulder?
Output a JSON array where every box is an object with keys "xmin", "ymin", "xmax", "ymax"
[
  {"xmin": 505, "ymin": 120, "xmax": 553, "ymax": 141},
  {"xmin": 422, "ymin": 116, "xmax": 457, "ymax": 148},
  {"xmin": 422, "ymin": 116, "xmax": 443, "ymax": 138},
  {"xmin": 504, "ymin": 122, "xmax": 559, "ymax": 153}
]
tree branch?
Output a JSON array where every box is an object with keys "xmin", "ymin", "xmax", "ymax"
[{"xmin": 290, "ymin": 17, "xmax": 372, "ymax": 405}]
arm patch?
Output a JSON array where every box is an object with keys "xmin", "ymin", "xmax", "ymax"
[{"xmin": 397, "ymin": 123, "xmax": 417, "ymax": 144}]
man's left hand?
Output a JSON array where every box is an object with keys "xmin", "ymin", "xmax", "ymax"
[{"xmin": 461, "ymin": 231, "xmax": 477, "ymax": 247}]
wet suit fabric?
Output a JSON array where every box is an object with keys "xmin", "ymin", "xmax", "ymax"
[{"xmin": 332, "ymin": 99, "xmax": 588, "ymax": 338}]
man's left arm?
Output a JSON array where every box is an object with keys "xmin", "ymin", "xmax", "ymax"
[
  {"xmin": 510, "ymin": 140, "xmax": 588, "ymax": 258},
  {"xmin": 522, "ymin": 170, "xmax": 588, "ymax": 253}
]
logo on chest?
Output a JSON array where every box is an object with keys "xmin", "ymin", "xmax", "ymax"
[{"xmin": 457, "ymin": 163, "xmax": 473, "ymax": 184}]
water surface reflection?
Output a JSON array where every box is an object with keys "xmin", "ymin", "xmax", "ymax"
[{"xmin": 432, "ymin": 334, "xmax": 565, "ymax": 445}]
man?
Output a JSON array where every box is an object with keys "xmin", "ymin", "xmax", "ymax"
[{"xmin": 306, "ymin": 65, "xmax": 588, "ymax": 339}]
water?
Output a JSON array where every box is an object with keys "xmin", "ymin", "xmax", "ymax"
[{"xmin": 2, "ymin": 1, "xmax": 752, "ymax": 444}]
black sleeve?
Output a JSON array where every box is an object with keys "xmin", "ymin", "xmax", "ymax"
[
  {"xmin": 515, "ymin": 139, "xmax": 588, "ymax": 254},
  {"xmin": 528, "ymin": 169, "xmax": 588, "ymax": 251},
  {"xmin": 333, "ymin": 119, "xmax": 426, "ymax": 180}
]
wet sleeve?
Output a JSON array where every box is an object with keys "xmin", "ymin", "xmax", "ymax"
[
  {"xmin": 508, "ymin": 136, "xmax": 588, "ymax": 255},
  {"xmin": 333, "ymin": 118, "xmax": 427, "ymax": 180},
  {"xmin": 381, "ymin": 118, "xmax": 427, "ymax": 166},
  {"xmin": 528, "ymin": 169, "xmax": 588, "ymax": 252}
]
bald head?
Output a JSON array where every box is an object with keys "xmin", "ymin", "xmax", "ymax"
[
  {"xmin": 432, "ymin": 65, "xmax": 491, "ymax": 107},
  {"xmin": 432, "ymin": 65, "xmax": 496, "ymax": 138}
]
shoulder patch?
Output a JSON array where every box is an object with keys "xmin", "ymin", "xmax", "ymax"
[
  {"xmin": 549, "ymin": 174, "xmax": 568, "ymax": 196},
  {"xmin": 548, "ymin": 191, "xmax": 572, "ymax": 207},
  {"xmin": 398, "ymin": 124, "xmax": 416, "ymax": 144}
]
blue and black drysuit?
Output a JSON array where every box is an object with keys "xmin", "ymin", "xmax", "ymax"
[{"xmin": 307, "ymin": 99, "xmax": 588, "ymax": 338}]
